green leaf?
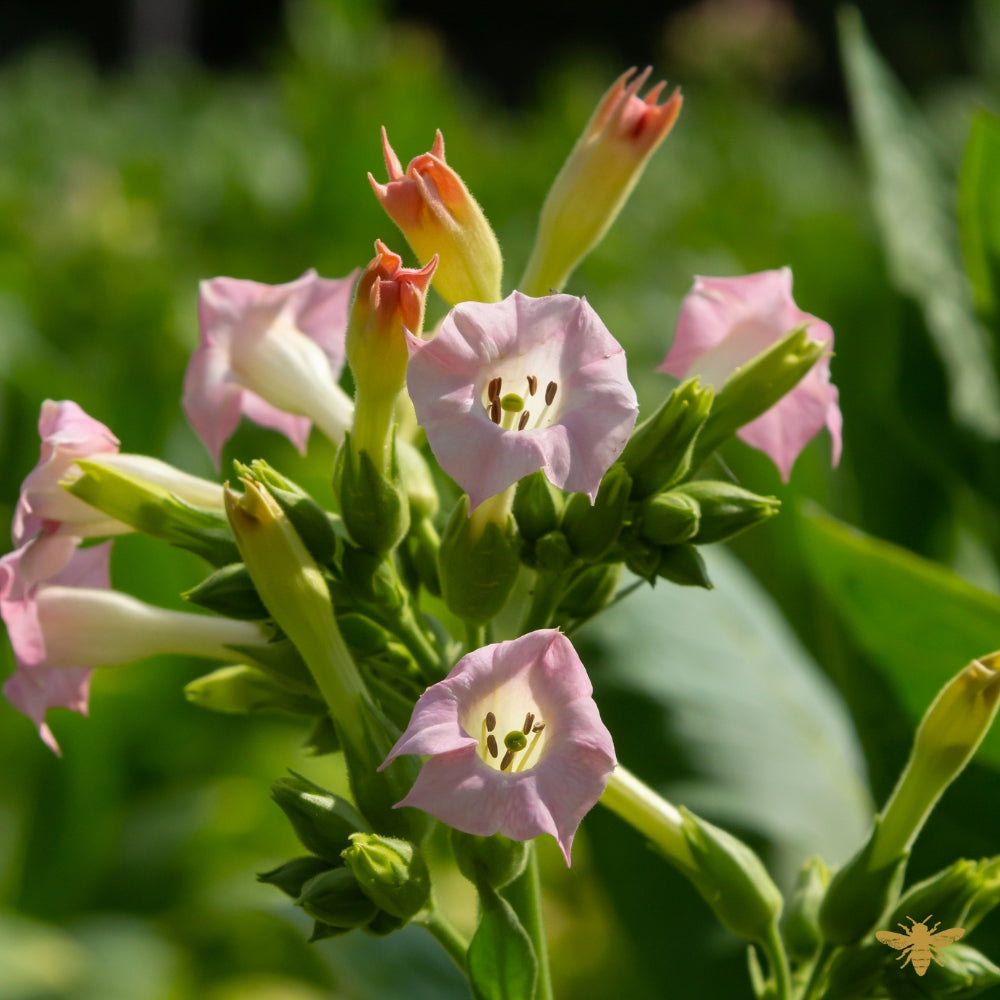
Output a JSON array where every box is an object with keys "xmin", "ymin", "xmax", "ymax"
[
  {"xmin": 467, "ymin": 882, "xmax": 537, "ymax": 1000},
  {"xmin": 960, "ymin": 109, "xmax": 1000, "ymax": 325},
  {"xmin": 839, "ymin": 7, "xmax": 1000, "ymax": 439},
  {"xmin": 798, "ymin": 508, "xmax": 1000, "ymax": 767}
]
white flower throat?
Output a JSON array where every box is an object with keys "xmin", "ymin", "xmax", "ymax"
[
  {"xmin": 483, "ymin": 373, "xmax": 560, "ymax": 432},
  {"xmin": 478, "ymin": 707, "xmax": 547, "ymax": 773}
]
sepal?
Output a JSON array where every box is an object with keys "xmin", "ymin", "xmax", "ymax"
[{"xmin": 270, "ymin": 771, "xmax": 370, "ymax": 863}]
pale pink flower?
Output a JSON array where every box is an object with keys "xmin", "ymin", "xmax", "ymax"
[
  {"xmin": 184, "ymin": 269, "xmax": 358, "ymax": 467},
  {"xmin": 1, "ymin": 538, "xmax": 267, "ymax": 755},
  {"xmin": 380, "ymin": 629, "xmax": 616, "ymax": 865},
  {"xmin": 406, "ymin": 292, "xmax": 639, "ymax": 511},
  {"xmin": 659, "ymin": 268, "xmax": 842, "ymax": 480}
]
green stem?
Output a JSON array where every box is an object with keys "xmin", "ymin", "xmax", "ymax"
[
  {"xmin": 417, "ymin": 908, "xmax": 469, "ymax": 973},
  {"xmin": 465, "ymin": 621, "xmax": 486, "ymax": 653},
  {"xmin": 502, "ymin": 844, "xmax": 553, "ymax": 1000},
  {"xmin": 763, "ymin": 920, "xmax": 792, "ymax": 1000},
  {"xmin": 519, "ymin": 569, "xmax": 566, "ymax": 633},
  {"xmin": 801, "ymin": 942, "xmax": 834, "ymax": 1000}
]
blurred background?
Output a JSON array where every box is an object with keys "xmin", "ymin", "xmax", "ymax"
[{"xmin": 2, "ymin": 0, "xmax": 1000, "ymax": 997}]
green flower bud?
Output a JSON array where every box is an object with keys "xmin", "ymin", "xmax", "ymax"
[
  {"xmin": 888, "ymin": 857, "xmax": 1000, "ymax": 935},
  {"xmin": 270, "ymin": 772, "xmax": 370, "ymax": 863},
  {"xmin": 672, "ymin": 481, "xmax": 779, "ymax": 545},
  {"xmin": 239, "ymin": 459, "xmax": 340, "ymax": 567},
  {"xmin": 70, "ymin": 459, "xmax": 238, "ymax": 566},
  {"xmin": 363, "ymin": 909, "xmax": 408, "ymax": 937},
  {"xmin": 558, "ymin": 563, "xmax": 622, "ymax": 620},
  {"xmin": 656, "ymin": 544, "xmax": 713, "ymax": 589},
  {"xmin": 561, "ymin": 462, "xmax": 631, "ymax": 561},
  {"xmin": 183, "ymin": 563, "xmax": 268, "ymax": 621},
  {"xmin": 679, "ymin": 807, "xmax": 783, "ymax": 946},
  {"xmin": 234, "ymin": 637, "xmax": 317, "ymax": 694},
  {"xmin": 783, "ymin": 855, "xmax": 830, "ymax": 962},
  {"xmin": 691, "ymin": 327, "xmax": 826, "ymax": 468},
  {"xmin": 513, "ymin": 470, "xmax": 563, "ymax": 543},
  {"xmin": 184, "ymin": 664, "xmax": 325, "ymax": 717},
  {"xmin": 818, "ymin": 822, "xmax": 909, "ymax": 945},
  {"xmin": 333, "ymin": 432, "xmax": 410, "ymax": 555},
  {"xmin": 342, "ymin": 833, "xmax": 431, "ymax": 920},
  {"xmin": 620, "ymin": 378, "xmax": 713, "ymax": 500},
  {"xmin": 637, "ymin": 491, "xmax": 700, "ymax": 546},
  {"xmin": 258, "ymin": 856, "xmax": 334, "ymax": 898},
  {"xmin": 438, "ymin": 495, "xmax": 519, "ymax": 624},
  {"xmin": 297, "ymin": 867, "xmax": 379, "ymax": 928},
  {"xmin": 822, "ymin": 942, "xmax": 886, "ymax": 1000},
  {"xmin": 450, "ymin": 830, "xmax": 529, "ymax": 890},
  {"xmin": 532, "ymin": 531, "xmax": 574, "ymax": 574}
]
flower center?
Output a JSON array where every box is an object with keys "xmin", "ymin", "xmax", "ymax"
[
  {"xmin": 484, "ymin": 375, "xmax": 559, "ymax": 433},
  {"xmin": 480, "ymin": 708, "xmax": 547, "ymax": 772}
]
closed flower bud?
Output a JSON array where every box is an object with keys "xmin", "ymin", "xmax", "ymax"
[
  {"xmin": 637, "ymin": 491, "xmax": 700, "ymax": 546},
  {"xmin": 513, "ymin": 470, "xmax": 563, "ymax": 543},
  {"xmin": 438, "ymin": 495, "xmax": 520, "ymax": 624},
  {"xmin": 183, "ymin": 563, "xmax": 268, "ymax": 621},
  {"xmin": 656, "ymin": 543, "xmax": 713, "ymax": 589},
  {"xmin": 297, "ymin": 867, "xmax": 379, "ymax": 929},
  {"xmin": 342, "ymin": 833, "xmax": 431, "ymax": 920},
  {"xmin": 672, "ymin": 481, "xmax": 780, "ymax": 545},
  {"xmin": 558, "ymin": 563, "xmax": 622, "ymax": 620},
  {"xmin": 185, "ymin": 664, "xmax": 325, "ymax": 717},
  {"xmin": 620, "ymin": 377, "xmax": 713, "ymax": 500},
  {"xmin": 887, "ymin": 944, "xmax": 1000, "ymax": 999},
  {"xmin": 271, "ymin": 772, "xmax": 370, "ymax": 863},
  {"xmin": 783, "ymin": 856, "xmax": 830, "ymax": 962}
]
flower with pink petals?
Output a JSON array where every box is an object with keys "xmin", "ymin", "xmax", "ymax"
[
  {"xmin": 659, "ymin": 268, "xmax": 842, "ymax": 480},
  {"xmin": 1, "ymin": 537, "xmax": 268, "ymax": 755},
  {"xmin": 369, "ymin": 129, "xmax": 502, "ymax": 306},
  {"xmin": 406, "ymin": 291, "xmax": 638, "ymax": 511},
  {"xmin": 380, "ymin": 629, "xmax": 615, "ymax": 864},
  {"xmin": 184, "ymin": 268, "xmax": 358, "ymax": 467},
  {"xmin": 13, "ymin": 400, "xmax": 225, "ymax": 579}
]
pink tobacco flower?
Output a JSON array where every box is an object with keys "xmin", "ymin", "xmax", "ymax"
[
  {"xmin": 369, "ymin": 129, "xmax": 502, "ymax": 306},
  {"xmin": 2, "ymin": 540, "xmax": 110, "ymax": 754},
  {"xmin": 522, "ymin": 67, "xmax": 683, "ymax": 295},
  {"xmin": 184, "ymin": 269, "xmax": 358, "ymax": 467},
  {"xmin": 658, "ymin": 268, "xmax": 842, "ymax": 480},
  {"xmin": 406, "ymin": 291, "xmax": 639, "ymax": 511},
  {"xmin": 1, "ymin": 538, "xmax": 267, "ymax": 755},
  {"xmin": 380, "ymin": 629, "xmax": 616, "ymax": 864}
]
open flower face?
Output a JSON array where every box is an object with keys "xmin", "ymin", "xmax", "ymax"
[
  {"xmin": 1, "ymin": 539, "xmax": 111, "ymax": 755},
  {"xmin": 406, "ymin": 292, "xmax": 639, "ymax": 511},
  {"xmin": 184, "ymin": 269, "xmax": 357, "ymax": 467},
  {"xmin": 659, "ymin": 268, "xmax": 841, "ymax": 480},
  {"xmin": 380, "ymin": 629, "xmax": 616, "ymax": 864}
]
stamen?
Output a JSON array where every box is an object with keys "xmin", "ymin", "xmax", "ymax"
[
  {"xmin": 500, "ymin": 749, "xmax": 515, "ymax": 771},
  {"xmin": 518, "ymin": 410, "xmax": 530, "ymax": 431},
  {"xmin": 527, "ymin": 375, "xmax": 538, "ymax": 396},
  {"xmin": 545, "ymin": 381, "xmax": 558, "ymax": 406},
  {"xmin": 532, "ymin": 723, "xmax": 545, "ymax": 733},
  {"xmin": 489, "ymin": 399, "xmax": 501, "ymax": 424},
  {"xmin": 488, "ymin": 376, "xmax": 502, "ymax": 401},
  {"xmin": 486, "ymin": 711, "xmax": 496, "ymax": 732},
  {"xmin": 522, "ymin": 712, "xmax": 535, "ymax": 734},
  {"xmin": 487, "ymin": 734, "xmax": 499, "ymax": 759}
]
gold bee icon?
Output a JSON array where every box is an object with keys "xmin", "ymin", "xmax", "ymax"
[{"xmin": 876, "ymin": 914, "xmax": 965, "ymax": 976}]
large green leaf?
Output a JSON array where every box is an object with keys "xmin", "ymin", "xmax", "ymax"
[
  {"xmin": 798, "ymin": 508, "xmax": 1000, "ymax": 767},
  {"xmin": 960, "ymin": 109, "xmax": 1000, "ymax": 326},
  {"xmin": 839, "ymin": 8, "xmax": 1000, "ymax": 439}
]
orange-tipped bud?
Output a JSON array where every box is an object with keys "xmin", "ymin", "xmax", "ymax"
[
  {"xmin": 521, "ymin": 67, "xmax": 683, "ymax": 295},
  {"xmin": 346, "ymin": 241, "xmax": 436, "ymax": 467},
  {"xmin": 369, "ymin": 130, "xmax": 503, "ymax": 306}
]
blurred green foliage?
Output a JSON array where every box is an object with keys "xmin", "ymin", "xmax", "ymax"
[{"xmin": 3, "ymin": 0, "xmax": 1000, "ymax": 997}]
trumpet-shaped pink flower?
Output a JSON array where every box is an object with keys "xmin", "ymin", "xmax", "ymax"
[
  {"xmin": 406, "ymin": 292, "xmax": 639, "ymax": 511},
  {"xmin": 381, "ymin": 629, "xmax": 615, "ymax": 864},
  {"xmin": 184, "ymin": 269, "xmax": 358, "ymax": 467},
  {"xmin": 13, "ymin": 400, "xmax": 225, "ymax": 579},
  {"xmin": 2, "ymin": 540, "xmax": 111, "ymax": 754},
  {"xmin": 659, "ymin": 268, "xmax": 842, "ymax": 480},
  {"xmin": 2, "ymin": 537, "xmax": 268, "ymax": 755}
]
